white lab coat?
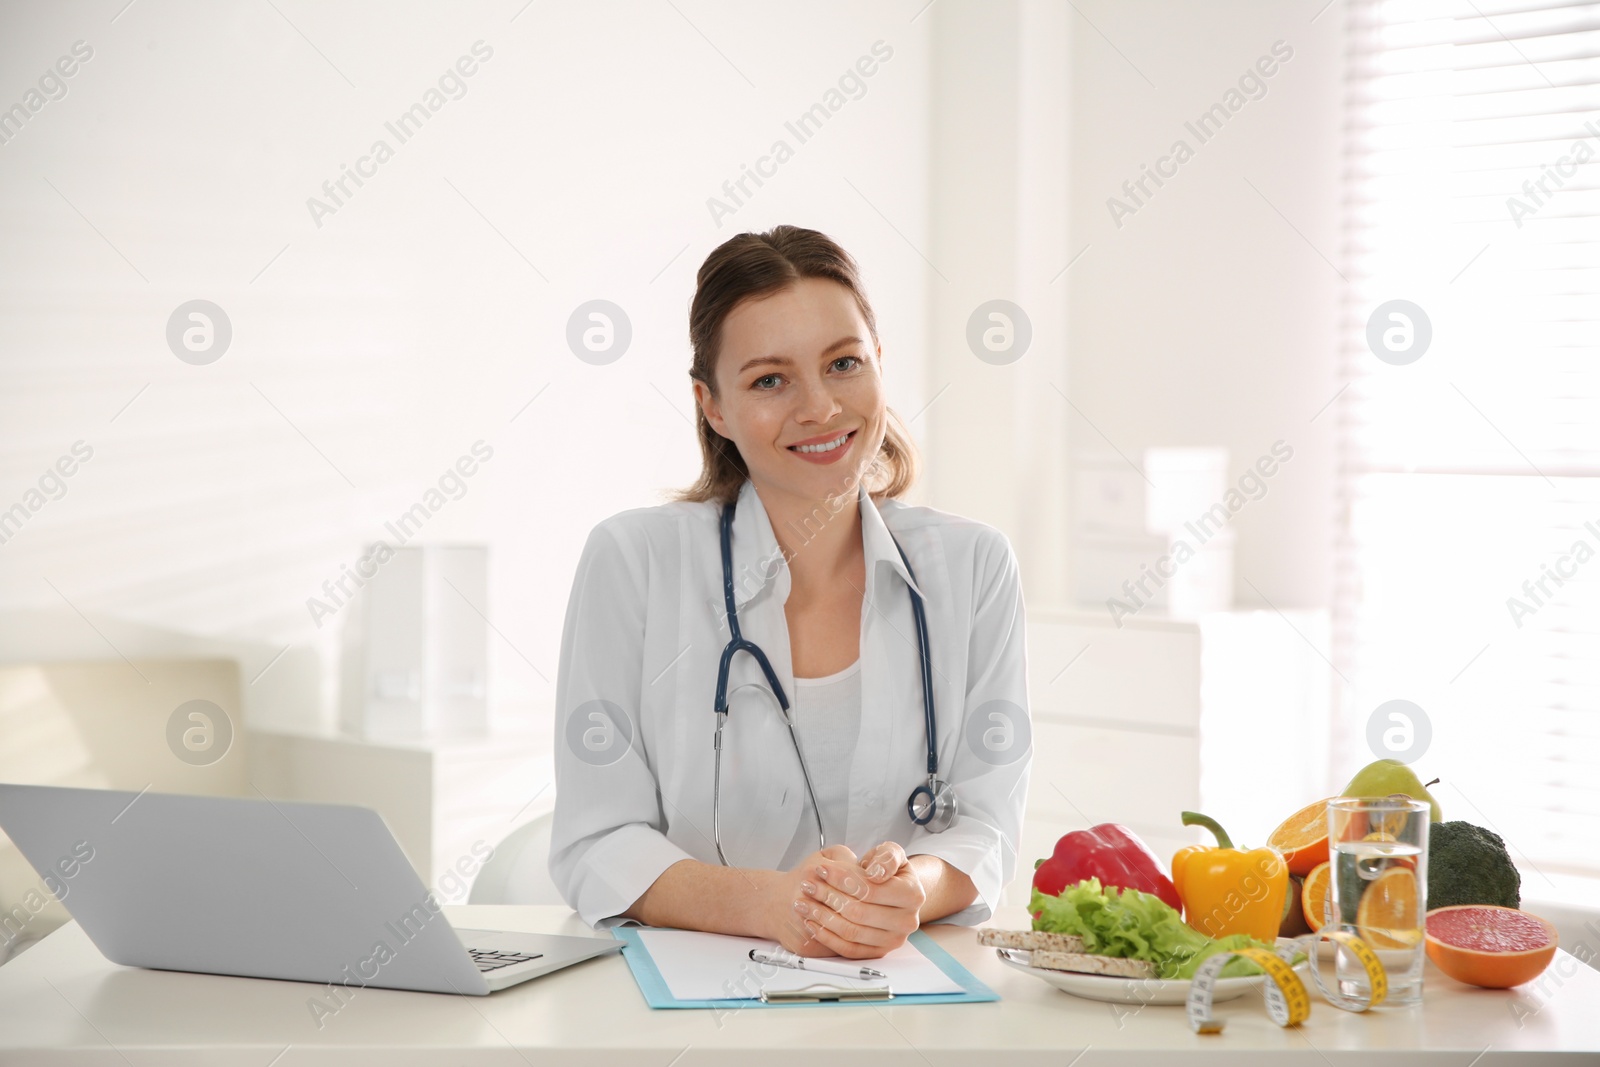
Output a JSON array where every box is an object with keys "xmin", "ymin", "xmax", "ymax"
[{"xmin": 548, "ymin": 477, "xmax": 1032, "ymax": 931}]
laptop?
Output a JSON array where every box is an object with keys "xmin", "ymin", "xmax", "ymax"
[{"xmin": 0, "ymin": 783, "xmax": 622, "ymax": 995}]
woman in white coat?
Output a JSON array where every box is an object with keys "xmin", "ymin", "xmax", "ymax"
[{"xmin": 549, "ymin": 225, "xmax": 1031, "ymax": 961}]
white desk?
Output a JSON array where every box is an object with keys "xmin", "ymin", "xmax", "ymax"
[{"xmin": 2, "ymin": 904, "xmax": 1596, "ymax": 1065}]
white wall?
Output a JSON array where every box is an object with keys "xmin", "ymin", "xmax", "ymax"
[
  {"xmin": 1062, "ymin": 0, "xmax": 1342, "ymax": 613},
  {"xmin": 0, "ymin": 1, "xmax": 935, "ymax": 732},
  {"xmin": 0, "ymin": 0, "xmax": 1343, "ymax": 741},
  {"xmin": 927, "ymin": 0, "xmax": 1073, "ymax": 610}
]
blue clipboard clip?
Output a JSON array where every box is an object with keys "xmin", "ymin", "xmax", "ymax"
[{"xmin": 760, "ymin": 982, "xmax": 894, "ymax": 1003}]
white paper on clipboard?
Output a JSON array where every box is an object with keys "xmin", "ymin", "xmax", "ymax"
[{"xmin": 634, "ymin": 929, "xmax": 965, "ymax": 1000}]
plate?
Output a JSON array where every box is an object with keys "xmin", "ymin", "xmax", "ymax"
[{"xmin": 993, "ymin": 944, "xmax": 1308, "ymax": 1006}]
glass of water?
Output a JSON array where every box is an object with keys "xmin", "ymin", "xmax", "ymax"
[{"xmin": 1326, "ymin": 796, "xmax": 1429, "ymax": 1006}]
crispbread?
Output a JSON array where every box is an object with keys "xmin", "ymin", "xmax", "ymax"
[
  {"xmin": 975, "ymin": 927, "xmax": 1088, "ymax": 954},
  {"xmin": 1030, "ymin": 950, "xmax": 1157, "ymax": 979}
]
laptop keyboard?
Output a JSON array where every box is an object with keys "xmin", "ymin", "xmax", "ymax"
[{"xmin": 467, "ymin": 948, "xmax": 545, "ymax": 973}]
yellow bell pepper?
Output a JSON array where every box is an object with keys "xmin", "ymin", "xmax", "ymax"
[{"xmin": 1171, "ymin": 811, "xmax": 1288, "ymax": 943}]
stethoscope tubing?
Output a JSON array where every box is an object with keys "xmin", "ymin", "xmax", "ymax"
[{"xmin": 711, "ymin": 495, "xmax": 953, "ymax": 867}]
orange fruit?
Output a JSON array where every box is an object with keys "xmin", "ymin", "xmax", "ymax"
[
  {"xmin": 1267, "ymin": 797, "xmax": 1333, "ymax": 876},
  {"xmin": 1301, "ymin": 861, "xmax": 1331, "ymax": 932},
  {"xmin": 1360, "ymin": 829, "xmax": 1420, "ymax": 873},
  {"xmin": 1425, "ymin": 905, "xmax": 1558, "ymax": 989},
  {"xmin": 1356, "ymin": 866, "xmax": 1422, "ymax": 949}
]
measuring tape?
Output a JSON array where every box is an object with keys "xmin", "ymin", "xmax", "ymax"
[
  {"xmin": 1301, "ymin": 930, "xmax": 1389, "ymax": 1013},
  {"xmin": 1186, "ymin": 930, "xmax": 1389, "ymax": 1034}
]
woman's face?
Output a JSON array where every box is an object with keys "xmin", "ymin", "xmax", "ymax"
[{"xmin": 695, "ymin": 277, "xmax": 886, "ymax": 505}]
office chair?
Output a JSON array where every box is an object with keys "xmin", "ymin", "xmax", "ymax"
[{"xmin": 467, "ymin": 811, "xmax": 567, "ymax": 905}]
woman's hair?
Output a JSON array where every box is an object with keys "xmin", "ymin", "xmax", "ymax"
[{"xmin": 672, "ymin": 224, "xmax": 920, "ymax": 506}]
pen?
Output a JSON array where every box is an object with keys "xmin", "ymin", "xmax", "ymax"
[{"xmin": 749, "ymin": 947, "xmax": 887, "ymax": 981}]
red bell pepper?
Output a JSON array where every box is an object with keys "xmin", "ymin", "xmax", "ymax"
[{"xmin": 1031, "ymin": 823, "xmax": 1183, "ymax": 913}]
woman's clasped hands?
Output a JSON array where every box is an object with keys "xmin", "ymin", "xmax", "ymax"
[{"xmin": 764, "ymin": 842, "xmax": 925, "ymax": 960}]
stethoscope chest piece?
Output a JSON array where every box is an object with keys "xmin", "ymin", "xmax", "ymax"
[{"xmin": 908, "ymin": 775, "xmax": 958, "ymax": 833}]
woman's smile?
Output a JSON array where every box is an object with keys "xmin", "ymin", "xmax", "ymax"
[{"xmin": 787, "ymin": 429, "xmax": 857, "ymax": 464}]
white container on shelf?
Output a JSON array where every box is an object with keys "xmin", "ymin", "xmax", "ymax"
[
  {"xmin": 1072, "ymin": 447, "xmax": 1235, "ymax": 618},
  {"xmin": 339, "ymin": 544, "xmax": 489, "ymax": 740},
  {"xmin": 1072, "ymin": 459, "xmax": 1150, "ymax": 537},
  {"xmin": 1070, "ymin": 530, "xmax": 1171, "ymax": 609},
  {"xmin": 1144, "ymin": 447, "xmax": 1229, "ymax": 535},
  {"xmin": 1166, "ymin": 526, "xmax": 1234, "ymax": 619},
  {"xmin": 1073, "ymin": 448, "xmax": 1230, "ymax": 537}
]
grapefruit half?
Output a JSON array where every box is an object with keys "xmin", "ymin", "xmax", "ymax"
[{"xmin": 1425, "ymin": 905, "xmax": 1558, "ymax": 989}]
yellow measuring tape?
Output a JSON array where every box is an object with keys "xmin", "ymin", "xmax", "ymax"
[{"xmin": 1186, "ymin": 930, "xmax": 1389, "ymax": 1034}]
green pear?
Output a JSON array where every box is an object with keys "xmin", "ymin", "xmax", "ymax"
[{"xmin": 1342, "ymin": 759, "xmax": 1442, "ymax": 821}]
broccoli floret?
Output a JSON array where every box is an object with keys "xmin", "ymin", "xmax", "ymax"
[{"xmin": 1427, "ymin": 820, "xmax": 1521, "ymax": 910}]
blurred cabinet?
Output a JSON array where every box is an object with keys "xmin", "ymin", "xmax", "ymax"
[
  {"xmin": 1013, "ymin": 609, "xmax": 1203, "ymax": 909},
  {"xmin": 248, "ymin": 728, "xmax": 553, "ymax": 905}
]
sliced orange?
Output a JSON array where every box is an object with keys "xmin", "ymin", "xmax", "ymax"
[
  {"xmin": 1267, "ymin": 797, "xmax": 1333, "ymax": 876},
  {"xmin": 1302, "ymin": 861, "xmax": 1331, "ymax": 932},
  {"xmin": 1356, "ymin": 866, "xmax": 1422, "ymax": 949},
  {"xmin": 1361, "ymin": 829, "xmax": 1419, "ymax": 872}
]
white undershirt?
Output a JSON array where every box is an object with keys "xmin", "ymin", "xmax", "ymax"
[{"xmin": 777, "ymin": 657, "xmax": 862, "ymax": 871}]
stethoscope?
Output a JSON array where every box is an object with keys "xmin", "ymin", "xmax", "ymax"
[{"xmin": 711, "ymin": 496, "xmax": 957, "ymax": 868}]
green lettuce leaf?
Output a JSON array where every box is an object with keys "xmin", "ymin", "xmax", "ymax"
[{"xmin": 1029, "ymin": 877, "xmax": 1281, "ymax": 980}]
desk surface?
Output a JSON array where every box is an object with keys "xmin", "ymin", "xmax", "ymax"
[{"xmin": 1, "ymin": 904, "xmax": 1596, "ymax": 1065}]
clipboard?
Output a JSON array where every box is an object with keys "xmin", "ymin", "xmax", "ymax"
[{"xmin": 613, "ymin": 927, "xmax": 999, "ymax": 1009}]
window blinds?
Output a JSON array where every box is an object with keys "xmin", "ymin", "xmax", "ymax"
[{"xmin": 1338, "ymin": 0, "xmax": 1600, "ymax": 878}]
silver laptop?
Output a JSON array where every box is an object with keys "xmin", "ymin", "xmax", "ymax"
[{"xmin": 0, "ymin": 783, "xmax": 622, "ymax": 995}]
